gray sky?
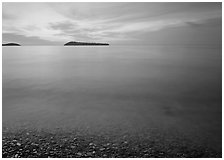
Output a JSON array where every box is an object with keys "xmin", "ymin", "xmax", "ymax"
[{"xmin": 2, "ymin": 2, "xmax": 222, "ymax": 45}]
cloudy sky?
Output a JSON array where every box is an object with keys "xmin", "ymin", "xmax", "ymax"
[{"xmin": 2, "ymin": 2, "xmax": 222, "ymax": 45}]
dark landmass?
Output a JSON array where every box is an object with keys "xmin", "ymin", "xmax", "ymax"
[
  {"xmin": 2, "ymin": 43, "xmax": 21, "ymax": 46},
  {"xmin": 64, "ymin": 41, "xmax": 109, "ymax": 46},
  {"xmin": 2, "ymin": 127, "xmax": 221, "ymax": 158}
]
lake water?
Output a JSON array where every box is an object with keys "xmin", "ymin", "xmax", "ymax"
[{"xmin": 2, "ymin": 45, "xmax": 222, "ymax": 151}]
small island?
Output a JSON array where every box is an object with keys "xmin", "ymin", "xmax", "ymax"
[
  {"xmin": 2, "ymin": 43, "xmax": 21, "ymax": 46},
  {"xmin": 64, "ymin": 41, "xmax": 109, "ymax": 46}
]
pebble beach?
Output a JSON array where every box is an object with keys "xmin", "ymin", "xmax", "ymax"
[{"xmin": 2, "ymin": 125, "xmax": 221, "ymax": 158}]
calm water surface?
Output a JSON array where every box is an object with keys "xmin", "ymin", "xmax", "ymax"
[{"xmin": 3, "ymin": 45, "xmax": 222, "ymax": 150}]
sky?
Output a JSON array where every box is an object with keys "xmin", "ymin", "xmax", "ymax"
[{"xmin": 2, "ymin": 2, "xmax": 222, "ymax": 45}]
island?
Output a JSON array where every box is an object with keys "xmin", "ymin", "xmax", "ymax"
[
  {"xmin": 2, "ymin": 43, "xmax": 21, "ymax": 46},
  {"xmin": 64, "ymin": 41, "xmax": 109, "ymax": 46}
]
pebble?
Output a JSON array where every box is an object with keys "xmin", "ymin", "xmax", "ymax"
[
  {"xmin": 86, "ymin": 152, "xmax": 92, "ymax": 156},
  {"xmin": 2, "ymin": 129, "xmax": 221, "ymax": 158},
  {"xmin": 16, "ymin": 143, "xmax": 21, "ymax": 146},
  {"xmin": 144, "ymin": 153, "xmax": 149, "ymax": 157},
  {"xmin": 143, "ymin": 150, "xmax": 148, "ymax": 153},
  {"xmin": 63, "ymin": 139, "xmax": 67, "ymax": 142},
  {"xmin": 31, "ymin": 143, "xmax": 39, "ymax": 146},
  {"xmin": 76, "ymin": 152, "xmax": 82, "ymax": 156}
]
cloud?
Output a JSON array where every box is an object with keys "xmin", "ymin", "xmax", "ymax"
[
  {"xmin": 50, "ymin": 21, "xmax": 75, "ymax": 31},
  {"xmin": 185, "ymin": 17, "xmax": 222, "ymax": 28},
  {"xmin": 2, "ymin": 3, "xmax": 222, "ymax": 45}
]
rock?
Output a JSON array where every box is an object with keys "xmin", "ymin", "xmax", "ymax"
[
  {"xmin": 100, "ymin": 148, "xmax": 105, "ymax": 151},
  {"xmin": 2, "ymin": 43, "xmax": 21, "ymax": 46},
  {"xmin": 64, "ymin": 41, "xmax": 109, "ymax": 46}
]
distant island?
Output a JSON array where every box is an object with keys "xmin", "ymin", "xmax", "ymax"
[
  {"xmin": 64, "ymin": 41, "xmax": 109, "ymax": 46},
  {"xmin": 2, "ymin": 43, "xmax": 21, "ymax": 46}
]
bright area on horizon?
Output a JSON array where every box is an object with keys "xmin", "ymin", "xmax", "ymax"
[{"xmin": 2, "ymin": 2, "xmax": 222, "ymax": 46}]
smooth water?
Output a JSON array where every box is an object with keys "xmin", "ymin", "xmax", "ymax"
[{"xmin": 3, "ymin": 45, "xmax": 222, "ymax": 150}]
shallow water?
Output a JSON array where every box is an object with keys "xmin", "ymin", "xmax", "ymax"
[{"xmin": 3, "ymin": 45, "xmax": 222, "ymax": 151}]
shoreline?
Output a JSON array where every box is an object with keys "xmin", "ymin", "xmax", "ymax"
[{"xmin": 2, "ymin": 127, "xmax": 221, "ymax": 158}]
